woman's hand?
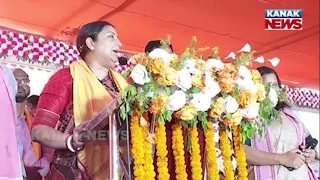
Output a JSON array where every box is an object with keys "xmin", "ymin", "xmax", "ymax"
[
  {"xmin": 71, "ymin": 123, "xmax": 88, "ymax": 150},
  {"xmin": 301, "ymin": 148, "xmax": 316, "ymax": 163},
  {"xmin": 277, "ymin": 149, "xmax": 306, "ymax": 169}
]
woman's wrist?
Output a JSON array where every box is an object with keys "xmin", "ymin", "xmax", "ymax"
[
  {"xmin": 66, "ymin": 135, "xmax": 84, "ymax": 152},
  {"xmin": 274, "ymin": 153, "xmax": 282, "ymax": 165},
  {"xmin": 66, "ymin": 135, "xmax": 76, "ymax": 152}
]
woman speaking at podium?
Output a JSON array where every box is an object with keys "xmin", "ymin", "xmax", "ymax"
[{"xmin": 31, "ymin": 21, "xmax": 126, "ymax": 180}]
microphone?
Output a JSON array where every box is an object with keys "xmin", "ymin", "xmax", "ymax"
[{"xmin": 118, "ymin": 56, "xmax": 128, "ymax": 66}]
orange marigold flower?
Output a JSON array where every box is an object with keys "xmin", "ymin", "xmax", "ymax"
[
  {"xmin": 156, "ymin": 67, "xmax": 178, "ymax": 86},
  {"xmin": 129, "ymin": 53, "xmax": 148, "ymax": 66},
  {"xmin": 208, "ymin": 97, "xmax": 225, "ymax": 118},
  {"xmin": 218, "ymin": 78, "xmax": 235, "ymax": 94},
  {"xmin": 174, "ymin": 104, "xmax": 197, "ymax": 121},
  {"xmin": 237, "ymin": 90, "xmax": 258, "ymax": 107},
  {"xmin": 147, "ymin": 58, "xmax": 165, "ymax": 75},
  {"xmin": 191, "ymin": 74, "xmax": 205, "ymax": 90}
]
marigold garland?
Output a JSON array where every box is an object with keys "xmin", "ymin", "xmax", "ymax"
[
  {"xmin": 219, "ymin": 128, "xmax": 235, "ymax": 180},
  {"xmin": 155, "ymin": 122, "xmax": 170, "ymax": 180},
  {"xmin": 130, "ymin": 110, "xmax": 146, "ymax": 180},
  {"xmin": 189, "ymin": 127, "xmax": 203, "ymax": 180},
  {"xmin": 171, "ymin": 124, "xmax": 188, "ymax": 180},
  {"xmin": 143, "ymin": 122, "xmax": 156, "ymax": 180},
  {"xmin": 231, "ymin": 125, "xmax": 248, "ymax": 180},
  {"xmin": 204, "ymin": 122, "xmax": 219, "ymax": 180}
]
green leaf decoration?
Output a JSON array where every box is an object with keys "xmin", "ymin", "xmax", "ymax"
[
  {"xmin": 121, "ymin": 70, "xmax": 131, "ymax": 78},
  {"xmin": 210, "ymin": 47, "xmax": 220, "ymax": 59}
]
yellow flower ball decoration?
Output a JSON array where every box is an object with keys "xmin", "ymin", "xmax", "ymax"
[
  {"xmin": 189, "ymin": 127, "xmax": 203, "ymax": 180},
  {"xmin": 174, "ymin": 104, "xmax": 198, "ymax": 121},
  {"xmin": 130, "ymin": 111, "xmax": 146, "ymax": 179},
  {"xmin": 204, "ymin": 122, "xmax": 219, "ymax": 180},
  {"xmin": 219, "ymin": 128, "xmax": 235, "ymax": 180},
  {"xmin": 142, "ymin": 120, "xmax": 156, "ymax": 180},
  {"xmin": 171, "ymin": 124, "xmax": 188, "ymax": 180},
  {"xmin": 232, "ymin": 125, "xmax": 248, "ymax": 180},
  {"xmin": 155, "ymin": 122, "xmax": 170, "ymax": 180}
]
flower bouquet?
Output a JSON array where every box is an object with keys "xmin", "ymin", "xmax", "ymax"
[{"xmin": 120, "ymin": 37, "xmax": 288, "ymax": 180}]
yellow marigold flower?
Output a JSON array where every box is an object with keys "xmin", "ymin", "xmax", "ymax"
[
  {"xmin": 149, "ymin": 95, "xmax": 168, "ymax": 115},
  {"xmin": 172, "ymin": 124, "xmax": 188, "ymax": 180},
  {"xmin": 218, "ymin": 78, "xmax": 235, "ymax": 94},
  {"xmin": 208, "ymin": 97, "xmax": 225, "ymax": 118},
  {"xmin": 251, "ymin": 69, "xmax": 262, "ymax": 84},
  {"xmin": 232, "ymin": 125, "xmax": 248, "ymax": 180},
  {"xmin": 129, "ymin": 53, "xmax": 148, "ymax": 65},
  {"xmin": 205, "ymin": 122, "xmax": 219, "ymax": 180},
  {"xmin": 230, "ymin": 109, "xmax": 243, "ymax": 126},
  {"xmin": 155, "ymin": 123, "xmax": 170, "ymax": 180},
  {"xmin": 189, "ymin": 127, "xmax": 203, "ymax": 180},
  {"xmin": 157, "ymin": 67, "xmax": 178, "ymax": 86},
  {"xmin": 191, "ymin": 74, "xmax": 205, "ymax": 90},
  {"xmin": 130, "ymin": 110, "xmax": 146, "ymax": 179},
  {"xmin": 237, "ymin": 90, "xmax": 258, "ymax": 107},
  {"xmin": 195, "ymin": 59, "xmax": 207, "ymax": 73},
  {"xmin": 174, "ymin": 104, "xmax": 197, "ymax": 121},
  {"xmin": 255, "ymin": 83, "xmax": 266, "ymax": 102},
  {"xmin": 219, "ymin": 129, "xmax": 235, "ymax": 179},
  {"xmin": 147, "ymin": 58, "xmax": 165, "ymax": 75},
  {"xmin": 218, "ymin": 63, "xmax": 237, "ymax": 79}
]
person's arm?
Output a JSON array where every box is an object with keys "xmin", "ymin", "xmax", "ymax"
[
  {"xmin": 244, "ymin": 145, "xmax": 279, "ymax": 165},
  {"xmin": 32, "ymin": 125, "xmax": 69, "ymax": 149},
  {"xmin": 31, "ymin": 69, "xmax": 71, "ymax": 149}
]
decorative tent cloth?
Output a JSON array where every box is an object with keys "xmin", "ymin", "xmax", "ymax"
[
  {"xmin": 0, "ymin": 27, "xmax": 131, "ymax": 72},
  {"xmin": 283, "ymin": 86, "xmax": 319, "ymax": 109},
  {"xmin": 0, "ymin": 27, "xmax": 318, "ymax": 109}
]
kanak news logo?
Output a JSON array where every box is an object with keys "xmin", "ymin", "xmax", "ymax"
[{"xmin": 265, "ymin": 9, "xmax": 302, "ymax": 30}]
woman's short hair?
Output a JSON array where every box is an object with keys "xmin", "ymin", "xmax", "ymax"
[
  {"xmin": 76, "ymin": 21, "xmax": 114, "ymax": 59},
  {"xmin": 144, "ymin": 40, "xmax": 173, "ymax": 54}
]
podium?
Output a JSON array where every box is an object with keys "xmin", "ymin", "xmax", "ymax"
[{"xmin": 83, "ymin": 94, "xmax": 131, "ymax": 180}]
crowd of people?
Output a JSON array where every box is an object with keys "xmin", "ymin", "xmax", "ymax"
[{"xmin": 0, "ymin": 20, "xmax": 319, "ymax": 180}]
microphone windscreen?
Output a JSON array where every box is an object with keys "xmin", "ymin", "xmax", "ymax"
[{"xmin": 118, "ymin": 56, "xmax": 128, "ymax": 65}]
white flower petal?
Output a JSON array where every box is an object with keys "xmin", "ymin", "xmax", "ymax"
[
  {"xmin": 176, "ymin": 69, "xmax": 192, "ymax": 91},
  {"xmin": 239, "ymin": 43, "xmax": 251, "ymax": 53},
  {"xmin": 254, "ymin": 56, "xmax": 265, "ymax": 63},
  {"xmin": 206, "ymin": 59, "xmax": 224, "ymax": 71},
  {"xmin": 190, "ymin": 93, "xmax": 212, "ymax": 112},
  {"xmin": 241, "ymin": 103, "xmax": 260, "ymax": 119},
  {"xmin": 268, "ymin": 57, "xmax": 280, "ymax": 67},
  {"xmin": 168, "ymin": 90, "xmax": 187, "ymax": 111},
  {"xmin": 130, "ymin": 64, "xmax": 150, "ymax": 85},
  {"xmin": 224, "ymin": 96, "xmax": 239, "ymax": 114},
  {"xmin": 148, "ymin": 48, "xmax": 170, "ymax": 64},
  {"xmin": 225, "ymin": 52, "xmax": 236, "ymax": 60}
]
